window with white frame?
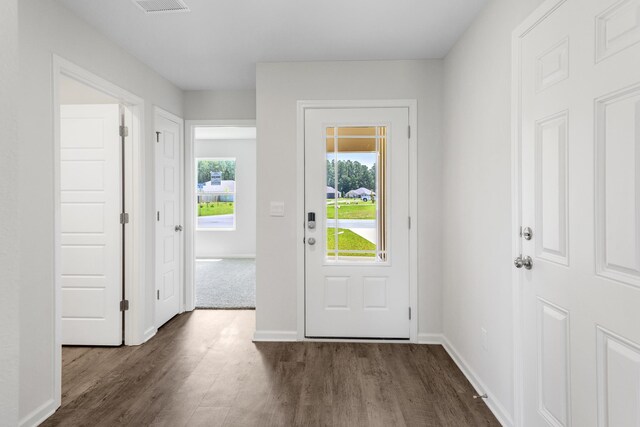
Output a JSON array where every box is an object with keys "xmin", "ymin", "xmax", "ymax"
[{"xmin": 196, "ymin": 158, "xmax": 236, "ymax": 230}]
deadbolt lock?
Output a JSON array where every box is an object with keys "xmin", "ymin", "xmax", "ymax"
[
  {"xmin": 307, "ymin": 212, "xmax": 316, "ymax": 229},
  {"xmin": 522, "ymin": 226, "xmax": 533, "ymax": 241}
]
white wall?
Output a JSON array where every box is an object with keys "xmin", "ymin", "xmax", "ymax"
[
  {"xmin": 255, "ymin": 60, "xmax": 443, "ymax": 337},
  {"xmin": 0, "ymin": 1, "xmax": 20, "ymax": 425},
  {"xmin": 442, "ymin": 0, "xmax": 545, "ymax": 423},
  {"xmin": 184, "ymin": 90, "xmax": 256, "ymax": 120},
  {"xmin": 59, "ymin": 75, "xmax": 119, "ymax": 104},
  {"xmin": 195, "ymin": 139, "xmax": 257, "ymax": 258},
  {"xmin": 18, "ymin": 1, "xmax": 183, "ymax": 424}
]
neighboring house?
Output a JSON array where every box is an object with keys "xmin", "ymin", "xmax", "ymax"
[
  {"xmin": 199, "ymin": 180, "xmax": 235, "ymax": 202},
  {"xmin": 326, "ymin": 186, "xmax": 341, "ymax": 199},
  {"xmin": 345, "ymin": 187, "xmax": 375, "ymax": 198}
]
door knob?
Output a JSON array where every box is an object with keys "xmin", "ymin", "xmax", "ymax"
[
  {"xmin": 514, "ymin": 255, "xmax": 533, "ymax": 270},
  {"xmin": 175, "ymin": 225, "xmax": 183, "ymax": 232},
  {"xmin": 307, "ymin": 237, "xmax": 316, "ymax": 245}
]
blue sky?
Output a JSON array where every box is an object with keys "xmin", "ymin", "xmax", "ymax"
[{"xmin": 329, "ymin": 153, "xmax": 376, "ymax": 168}]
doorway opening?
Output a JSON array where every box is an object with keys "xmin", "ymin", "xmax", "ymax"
[
  {"xmin": 53, "ymin": 56, "xmax": 146, "ymax": 411},
  {"xmin": 187, "ymin": 123, "xmax": 257, "ymax": 310}
]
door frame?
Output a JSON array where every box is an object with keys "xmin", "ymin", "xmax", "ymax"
[
  {"xmin": 511, "ymin": 1, "xmax": 567, "ymax": 425},
  {"xmin": 184, "ymin": 119, "xmax": 257, "ymax": 312},
  {"xmin": 154, "ymin": 107, "xmax": 185, "ymax": 326},
  {"xmin": 52, "ymin": 55, "xmax": 146, "ymax": 408},
  {"xmin": 296, "ymin": 100, "xmax": 419, "ymax": 343}
]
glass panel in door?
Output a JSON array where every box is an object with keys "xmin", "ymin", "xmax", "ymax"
[{"xmin": 325, "ymin": 126, "xmax": 387, "ymax": 262}]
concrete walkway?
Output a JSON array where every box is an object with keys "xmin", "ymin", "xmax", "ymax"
[
  {"xmin": 326, "ymin": 219, "xmax": 375, "ymax": 229},
  {"xmin": 326, "ymin": 219, "xmax": 377, "ymax": 245}
]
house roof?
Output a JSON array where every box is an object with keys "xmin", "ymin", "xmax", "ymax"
[
  {"xmin": 346, "ymin": 187, "xmax": 374, "ymax": 196},
  {"xmin": 326, "ymin": 186, "xmax": 340, "ymax": 194}
]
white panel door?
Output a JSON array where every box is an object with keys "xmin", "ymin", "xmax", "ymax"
[
  {"xmin": 305, "ymin": 107, "xmax": 410, "ymax": 339},
  {"xmin": 155, "ymin": 112, "xmax": 182, "ymax": 328},
  {"xmin": 518, "ymin": 0, "xmax": 640, "ymax": 425},
  {"xmin": 60, "ymin": 104, "xmax": 122, "ymax": 346}
]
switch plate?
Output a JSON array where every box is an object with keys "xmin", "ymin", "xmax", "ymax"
[{"xmin": 270, "ymin": 201, "xmax": 285, "ymax": 217}]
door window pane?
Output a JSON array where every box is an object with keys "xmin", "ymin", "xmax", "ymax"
[
  {"xmin": 326, "ymin": 126, "xmax": 387, "ymax": 262},
  {"xmin": 196, "ymin": 158, "xmax": 236, "ymax": 230}
]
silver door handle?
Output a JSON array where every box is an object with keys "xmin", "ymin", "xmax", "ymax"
[
  {"xmin": 307, "ymin": 237, "xmax": 316, "ymax": 245},
  {"xmin": 514, "ymin": 255, "xmax": 533, "ymax": 270},
  {"xmin": 175, "ymin": 225, "xmax": 183, "ymax": 232}
]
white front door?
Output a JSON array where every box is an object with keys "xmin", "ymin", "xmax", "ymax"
[
  {"xmin": 60, "ymin": 104, "xmax": 122, "ymax": 346},
  {"xmin": 155, "ymin": 112, "xmax": 183, "ymax": 328},
  {"xmin": 518, "ymin": 0, "xmax": 640, "ymax": 425},
  {"xmin": 305, "ymin": 107, "xmax": 411, "ymax": 339}
]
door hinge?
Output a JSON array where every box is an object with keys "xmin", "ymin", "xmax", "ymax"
[
  {"xmin": 120, "ymin": 300, "xmax": 129, "ymax": 311},
  {"xmin": 408, "ymin": 125, "xmax": 411, "ymax": 139},
  {"xmin": 156, "ymin": 131, "xmax": 161, "ymax": 142},
  {"xmin": 120, "ymin": 212, "xmax": 129, "ymax": 224},
  {"xmin": 157, "ymin": 290, "xmax": 160, "ymax": 300},
  {"xmin": 409, "ymin": 307, "xmax": 412, "ymax": 320},
  {"xmin": 408, "ymin": 216, "xmax": 411, "ymax": 229},
  {"xmin": 157, "ymin": 211, "xmax": 160, "ymax": 221},
  {"xmin": 119, "ymin": 125, "xmax": 129, "ymax": 138}
]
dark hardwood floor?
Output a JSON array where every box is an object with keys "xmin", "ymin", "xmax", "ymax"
[{"xmin": 43, "ymin": 310, "xmax": 499, "ymax": 426}]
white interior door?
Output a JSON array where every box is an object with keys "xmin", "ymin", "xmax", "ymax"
[
  {"xmin": 305, "ymin": 107, "xmax": 410, "ymax": 339},
  {"xmin": 60, "ymin": 104, "xmax": 122, "ymax": 346},
  {"xmin": 155, "ymin": 112, "xmax": 183, "ymax": 328},
  {"xmin": 518, "ymin": 0, "xmax": 640, "ymax": 425}
]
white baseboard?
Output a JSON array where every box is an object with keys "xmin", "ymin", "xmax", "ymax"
[
  {"xmin": 142, "ymin": 326, "xmax": 157, "ymax": 343},
  {"xmin": 196, "ymin": 255, "xmax": 256, "ymax": 260},
  {"xmin": 441, "ymin": 336, "xmax": 513, "ymax": 427},
  {"xmin": 20, "ymin": 398, "xmax": 57, "ymax": 427},
  {"xmin": 417, "ymin": 333, "xmax": 444, "ymax": 344},
  {"xmin": 252, "ymin": 330, "xmax": 298, "ymax": 342}
]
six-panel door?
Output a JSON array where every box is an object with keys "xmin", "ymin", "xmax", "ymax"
[{"xmin": 519, "ymin": 0, "xmax": 640, "ymax": 425}]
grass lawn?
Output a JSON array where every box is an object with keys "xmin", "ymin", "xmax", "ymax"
[
  {"xmin": 198, "ymin": 202, "xmax": 234, "ymax": 217},
  {"xmin": 326, "ymin": 199, "xmax": 376, "ymax": 220},
  {"xmin": 327, "ymin": 228, "xmax": 376, "ymax": 257}
]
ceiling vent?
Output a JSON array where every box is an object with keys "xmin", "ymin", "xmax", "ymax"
[{"xmin": 133, "ymin": 0, "xmax": 190, "ymax": 14}]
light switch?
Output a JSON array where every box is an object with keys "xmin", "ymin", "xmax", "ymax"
[{"xmin": 270, "ymin": 201, "xmax": 285, "ymax": 217}]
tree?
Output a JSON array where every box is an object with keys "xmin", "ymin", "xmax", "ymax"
[
  {"xmin": 197, "ymin": 160, "xmax": 236, "ymax": 184},
  {"xmin": 326, "ymin": 159, "xmax": 377, "ymax": 194}
]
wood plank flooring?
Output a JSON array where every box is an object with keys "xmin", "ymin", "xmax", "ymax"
[{"xmin": 43, "ymin": 310, "xmax": 499, "ymax": 426}]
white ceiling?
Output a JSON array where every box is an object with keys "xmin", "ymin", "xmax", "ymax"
[{"xmin": 58, "ymin": 0, "xmax": 487, "ymax": 91}]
